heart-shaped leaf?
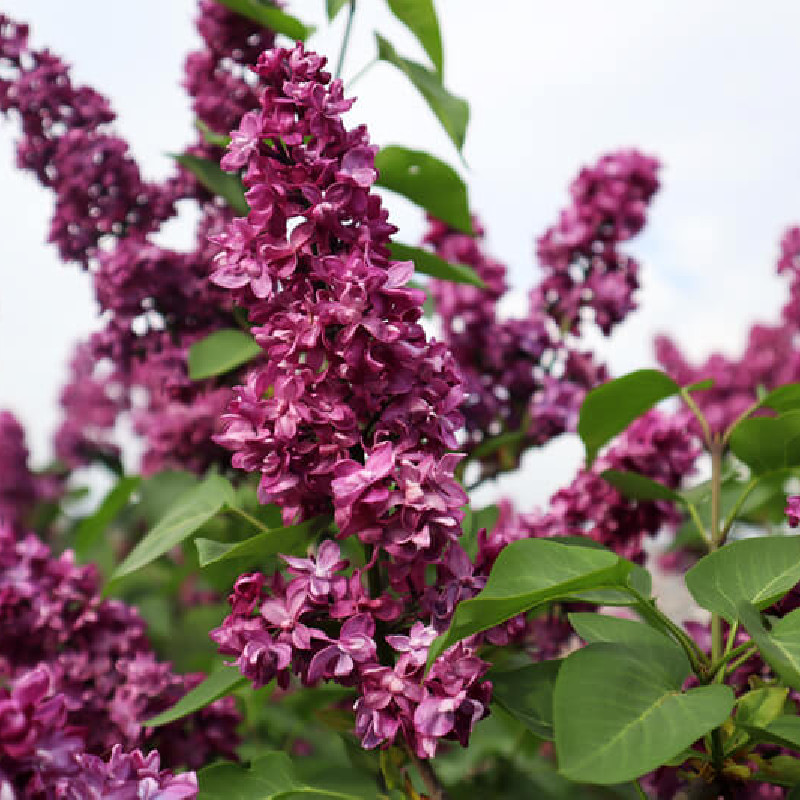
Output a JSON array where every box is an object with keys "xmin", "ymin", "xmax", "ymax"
[
  {"xmin": 685, "ymin": 536, "xmax": 800, "ymax": 622},
  {"xmin": 729, "ymin": 411, "xmax": 800, "ymax": 473},
  {"xmin": 198, "ymin": 752, "xmax": 366, "ymax": 799},
  {"xmin": 489, "ymin": 659, "xmax": 561, "ymax": 740},
  {"xmin": 738, "ymin": 603, "xmax": 800, "ymax": 690},
  {"xmin": 555, "ymin": 642, "xmax": 734, "ymax": 784}
]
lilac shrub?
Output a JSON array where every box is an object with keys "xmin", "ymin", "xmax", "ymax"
[{"xmin": 4, "ymin": 2, "xmax": 800, "ymax": 798}]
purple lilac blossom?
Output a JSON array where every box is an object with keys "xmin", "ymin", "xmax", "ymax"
[
  {"xmin": 0, "ymin": 7, "xmax": 270, "ymax": 476},
  {"xmin": 423, "ymin": 217, "xmax": 607, "ymax": 481},
  {"xmin": 210, "ymin": 43, "xmax": 490, "ymax": 757},
  {"xmin": 787, "ymin": 495, "xmax": 800, "ymax": 528},
  {"xmin": 533, "ymin": 149, "xmax": 659, "ymax": 336},
  {"xmin": 423, "ymin": 150, "xmax": 658, "ymax": 481},
  {"xmin": 0, "ymin": 522, "xmax": 240, "ymax": 772}
]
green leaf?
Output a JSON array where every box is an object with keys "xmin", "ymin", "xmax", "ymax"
[
  {"xmin": 489, "ymin": 660, "xmax": 561, "ymax": 740},
  {"xmin": 389, "ymin": 242, "xmax": 484, "ymax": 287},
  {"xmin": 198, "ymin": 751, "xmax": 365, "ymax": 799},
  {"xmin": 578, "ymin": 370, "xmax": 681, "ymax": 466},
  {"xmin": 761, "ymin": 384, "xmax": 800, "ymax": 414},
  {"xmin": 728, "ymin": 410, "xmax": 800, "ymax": 474},
  {"xmin": 555, "ymin": 642, "xmax": 734, "ymax": 784},
  {"xmin": 375, "ymin": 146, "xmax": 471, "ymax": 233},
  {"xmin": 144, "ymin": 666, "xmax": 246, "ymax": 727},
  {"xmin": 600, "ymin": 469, "xmax": 684, "ymax": 503},
  {"xmin": 385, "ymin": 0, "xmax": 443, "ymax": 75},
  {"xmin": 685, "ymin": 536, "xmax": 800, "ymax": 622},
  {"xmin": 195, "ymin": 119, "xmax": 231, "ymax": 148},
  {"xmin": 542, "ymin": 536, "xmax": 651, "ymax": 606},
  {"xmin": 467, "ymin": 429, "xmax": 526, "ymax": 462},
  {"xmin": 744, "ymin": 715, "xmax": 800, "ymax": 750},
  {"xmin": 736, "ymin": 686, "xmax": 790, "ymax": 730},
  {"xmin": 426, "ymin": 539, "xmax": 631, "ymax": 668},
  {"xmin": 196, "ymin": 516, "xmax": 328, "ymax": 567},
  {"xmin": 110, "ymin": 475, "xmax": 235, "ymax": 583},
  {"xmin": 327, "ymin": 0, "xmax": 350, "ymax": 21},
  {"xmin": 738, "ymin": 603, "xmax": 800, "ymax": 690},
  {"xmin": 188, "ymin": 329, "xmax": 262, "ymax": 381},
  {"xmin": 568, "ymin": 613, "xmax": 687, "ymax": 669},
  {"xmin": 375, "ymin": 33, "xmax": 469, "ymax": 152},
  {"xmin": 211, "ymin": 0, "xmax": 314, "ymax": 40},
  {"xmin": 74, "ymin": 476, "xmax": 140, "ymax": 558},
  {"xmin": 172, "ymin": 153, "xmax": 249, "ymax": 216}
]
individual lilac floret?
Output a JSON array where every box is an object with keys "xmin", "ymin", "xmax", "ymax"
[
  {"xmin": 787, "ymin": 496, "xmax": 800, "ymax": 528},
  {"xmin": 55, "ymin": 745, "xmax": 198, "ymax": 799}
]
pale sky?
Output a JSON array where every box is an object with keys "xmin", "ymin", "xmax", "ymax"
[{"xmin": 2, "ymin": 1, "xmax": 800, "ymax": 507}]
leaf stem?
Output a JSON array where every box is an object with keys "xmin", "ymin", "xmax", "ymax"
[
  {"xmin": 721, "ymin": 397, "xmax": 764, "ymax": 447},
  {"xmin": 709, "ymin": 435, "xmax": 724, "ymax": 662},
  {"xmin": 719, "ymin": 477, "xmax": 759, "ymax": 545},
  {"xmin": 334, "ymin": 0, "xmax": 356, "ymax": 80},
  {"xmin": 686, "ymin": 501, "xmax": 711, "ymax": 546},
  {"xmin": 632, "ymin": 778, "xmax": 649, "ymax": 799},
  {"xmin": 627, "ymin": 587, "xmax": 709, "ymax": 674},
  {"xmin": 680, "ymin": 388, "xmax": 713, "ymax": 450}
]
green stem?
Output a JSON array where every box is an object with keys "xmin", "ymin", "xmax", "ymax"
[
  {"xmin": 709, "ymin": 436, "xmax": 724, "ymax": 663},
  {"xmin": 334, "ymin": 0, "xmax": 356, "ymax": 80},
  {"xmin": 721, "ymin": 397, "xmax": 764, "ymax": 447},
  {"xmin": 632, "ymin": 778, "xmax": 649, "ymax": 799},
  {"xmin": 686, "ymin": 501, "xmax": 711, "ymax": 546},
  {"xmin": 709, "ymin": 639, "xmax": 754, "ymax": 680},
  {"xmin": 223, "ymin": 504, "xmax": 272, "ymax": 535},
  {"xmin": 680, "ymin": 388, "xmax": 713, "ymax": 449},
  {"xmin": 719, "ymin": 478, "xmax": 759, "ymax": 545},
  {"xmin": 627, "ymin": 587, "xmax": 709, "ymax": 674},
  {"xmin": 723, "ymin": 645, "xmax": 758, "ymax": 676}
]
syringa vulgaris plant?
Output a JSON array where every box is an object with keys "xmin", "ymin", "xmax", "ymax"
[{"xmin": 2, "ymin": 1, "xmax": 800, "ymax": 798}]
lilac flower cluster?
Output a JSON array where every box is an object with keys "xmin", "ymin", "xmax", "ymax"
[
  {"xmin": 0, "ymin": 664, "xmax": 197, "ymax": 798},
  {"xmin": 212, "ymin": 542, "xmax": 490, "ymax": 758},
  {"xmin": 489, "ymin": 409, "xmax": 701, "ymax": 565},
  {"xmin": 0, "ymin": 6, "xmax": 272, "ymax": 476},
  {"xmin": 424, "ymin": 216, "xmax": 608, "ymax": 480},
  {"xmin": 0, "ymin": 521, "xmax": 239, "ymax": 792},
  {"xmin": 208, "ymin": 43, "xmax": 492, "ymax": 756},
  {"xmin": 0, "ymin": 411, "xmax": 52, "ymax": 532},
  {"xmin": 533, "ymin": 150, "xmax": 660, "ymax": 336},
  {"xmin": 0, "ymin": 15, "xmax": 173, "ymax": 266}
]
